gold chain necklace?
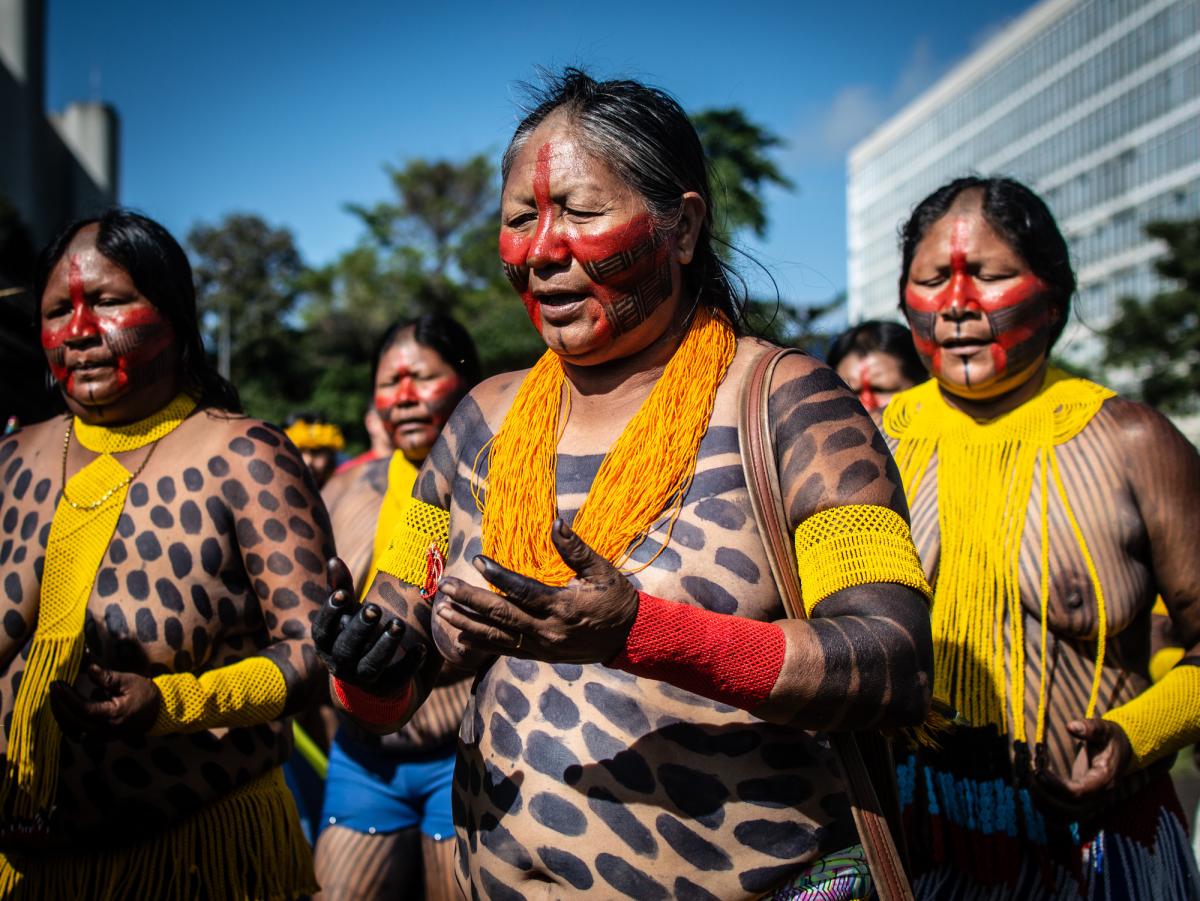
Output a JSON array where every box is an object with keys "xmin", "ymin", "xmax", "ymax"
[{"xmin": 58, "ymin": 420, "xmax": 162, "ymax": 512}]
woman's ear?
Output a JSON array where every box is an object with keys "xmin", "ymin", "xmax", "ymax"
[{"xmin": 673, "ymin": 192, "xmax": 707, "ymax": 266}]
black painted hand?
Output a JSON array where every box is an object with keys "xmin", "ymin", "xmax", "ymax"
[
  {"xmin": 48, "ymin": 662, "xmax": 161, "ymax": 741},
  {"xmin": 1033, "ymin": 717, "xmax": 1134, "ymax": 817},
  {"xmin": 312, "ymin": 557, "xmax": 425, "ymax": 693},
  {"xmin": 435, "ymin": 518, "xmax": 639, "ymax": 664}
]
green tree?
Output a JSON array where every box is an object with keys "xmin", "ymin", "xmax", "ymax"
[
  {"xmin": 1102, "ymin": 219, "xmax": 1200, "ymax": 413},
  {"xmin": 691, "ymin": 108, "xmax": 795, "ymax": 241},
  {"xmin": 187, "ymin": 214, "xmax": 307, "ymax": 423}
]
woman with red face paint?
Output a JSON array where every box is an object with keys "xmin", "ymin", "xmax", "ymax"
[
  {"xmin": 0, "ymin": 210, "xmax": 333, "ymax": 897},
  {"xmin": 885, "ymin": 177, "xmax": 1200, "ymax": 899},
  {"xmin": 827, "ymin": 320, "xmax": 927, "ymax": 421},
  {"xmin": 315, "ymin": 314, "xmax": 479, "ymax": 901},
  {"xmin": 310, "ymin": 70, "xmax": 934, "ymax": 900}
]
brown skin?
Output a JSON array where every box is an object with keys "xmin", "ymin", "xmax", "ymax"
[
  {"xmin": 0, "ymin": 227, "xmax": 333, "ymax": 843},
  {"xmin": 834, "ymin": 350, "xmax": 915, "ymax": 413},
  {"xmin": 902, "ymin": 201, "xmax": 1200, "ymax": 817},
  {"xmin": 315, "ymin": 118, "xmax": 932, "ymax": 897}
]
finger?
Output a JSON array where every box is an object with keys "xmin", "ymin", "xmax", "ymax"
[
  {"xmin": 444, "ymin": 575, "xmax": 538, "ymax": 631},
  {"xmin": 467, "ymin": 556, "xmax": 545, "ymax": 611},
  {"xmin": 550, "ymin": 518, "xmax": 612, "ymax": 579},
  {"xmin": 328, "ymin": 557, "xmax": 355, "ymax": 595},
  {"xmin": 330, "ymin": 604, "xmax": 384, "ymax": 663},
  {"xmin": 86, "ymin": 662, "xmax": 120, "ymax": 694},
  {"xmin": 436, "ymin": 600, "xmax": 522, "ymax": 655},
  {"xmin": 355, "ymin": 619, "xmax": 407, "ymax": 684},
  {"xmin": 313, "ymin": 589, "xmax": 354, "ymax": 654}
]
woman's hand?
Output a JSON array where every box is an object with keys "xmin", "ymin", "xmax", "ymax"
[
  {"xmin": 48, "ymin": 663, "xmax": 161, "ymax": 740},
  {"xmin": 435, "ymin": 519, "xmax": 639, "ymax": 664},
  {"xmin": 1033, "ymin": 717, "xmax": 1134, "ymax": 817},
  {"xmin": 312, "ymin": 557, "xmax": 425, "ymax": 693}
]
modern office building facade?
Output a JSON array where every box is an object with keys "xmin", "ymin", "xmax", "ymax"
[{"xmin": 846, "ymin": 0, "xmax": 1199, "ymax": 359}]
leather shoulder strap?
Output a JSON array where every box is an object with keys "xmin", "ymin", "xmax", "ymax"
[{"xmin": 737, "ymin": 344, "xmax": 915, "ymax": 901}]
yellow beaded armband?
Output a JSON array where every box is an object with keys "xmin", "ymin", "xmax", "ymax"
[
  {"xmin": 376, "ymin": 498, "xmax": 450, "ymax": 589},
  {"xmin": 793, "ymin": 504, "xmax": 931, "ymax": 617},
  {"xmin": 1103, "ymin": 662, "xmax": 1200, "ymax": 767},
  {"xmin": 150, "ymin": 656, "xmax": 288, "ymax": 736}
]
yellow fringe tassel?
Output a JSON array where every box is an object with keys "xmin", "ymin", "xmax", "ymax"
[
  {"xmin": 0, "ymin": 768, "xmax": 315, "ymax": 900},
  {"xmin": 0, "ymin": 395, "xmax": 195, "ymax": 820},
  {"xmin": 883, "ymin": 370, "xmax": 1114, "ymax": 742},
  {"xmin": 475, "ymin": 307, "xmax": 736, "ymax": 585}
]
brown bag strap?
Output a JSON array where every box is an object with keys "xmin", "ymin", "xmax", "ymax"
[{"xmin": 737, "ymin": 345, "xmax": 915, "ymax": 901}]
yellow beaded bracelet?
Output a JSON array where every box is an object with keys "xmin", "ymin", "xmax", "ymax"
[
  {"xmin": 1103, "ymin": 663, "xmax": 1200, "ymax": 767},
  {"xmin": 151, "ymin": 656, "xmax": 288, "ymax": 736}
]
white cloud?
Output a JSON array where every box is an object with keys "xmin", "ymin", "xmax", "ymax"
[{"xmin": 819, "ymin": 86, "xmax": 885, "ymax": 156}]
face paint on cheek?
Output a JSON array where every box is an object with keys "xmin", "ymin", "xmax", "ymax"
[
  {"xmin": 571, "ymin": 213, "xmax": 672, "ymax": 337},
  {"xmin": 416, "ymin": 375, "xmax": 464, "ymax": 428},
  {"xmin": 99, "ymin": 306, "xmax": 175, "ymax": 390},
  {"xmin": 983, "ymin": 275, "xmax": 1052, "ymax": 379},
  {"xmin": 904, "ymin": 287, "xmax": 942, "ymax": 375}
]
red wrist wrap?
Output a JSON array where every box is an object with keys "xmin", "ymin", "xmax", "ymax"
[
  {"xmin": 609, "ymin": 591, "xmax": 787, "ymax": 710},
  {"xmin": 331, "ymin": 677, "xmax": 415, "ymax": 726}
]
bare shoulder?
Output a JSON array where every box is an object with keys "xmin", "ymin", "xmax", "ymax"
[
  {"xmin": 1099, "ymin": 395, "xmax": 1199, "ymax": 477},
  {"xmin": 464, "ymin": 368, "xmax": 532, "ymax": 431},
  {"xmin": 0, "ymin": 415, "xmax": 69, "ymax": 465}
]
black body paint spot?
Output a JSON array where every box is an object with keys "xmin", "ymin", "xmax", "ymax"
[
  {"xmin": 551, "ymin": 662, "xmax": 582, "ymax": 681},
  {"xmin": 674, "ymin": 876, "xmax": 722, "ymax": 901},
  {"xmin": 164, "ymin": 616, "xmax": 184, "ymax": 649},
  {"xmin": 150, "ymin": 746, "xmax": 187, "ymax": 776},
  {"xmin": 199, "ymin": 537, "xmax": 222, "ymax": 575},
  {"xmin": 583, "ymin": 681, "xmax": 649, "ymax": 735},
  {"xmin": 714, "ymin": 547, "xmax": 760, "ymax": 583},
  {"xmin": 273, "ymin": 587, "xmax": 300, "ymax": 609},
  {"xmin": 248, "ymin": 459, "xmax": 273, "ymax": 485},
  {"xmin": 790, "ymin": 472, "xmax": 827, "ymax": 522},
  {"xmin": 135, "ymin": 608, "xmax": 158, "ymax": 641},
  {"xmin": 222, "ymin": 480, "xmax": 250, "ymax": 511},
  {"xmin": 658, "ymin": 763, "xmax": 728, "ymax": 828},
  {"xmin": 247, "ymin": 426, "xmax": 280, "ymax": 446},
  {"xmin": 109, "ymin": 538, "xmax": 127, "ymax": 564},
  {"xmin": 737, "ymin": 773, "xmax": 814, "ymax": 808},
  {"xmin": 529, "ymin": 792, "xmax": 587, "ymax": 836},
  {"xmin": 760, "ymin": 740, "xmax": 820, "ymax": 769},
  {"xmin": 478, "ymin": 867, "xmax": 527, "ymax": 901},
  {"xmin": 294, "ymin": 547, "xmax": 322, "ymax": 574},
  {"xmin": 595, "ymin": 852, "xmax": 668, "ymax": 900},
  {"xmin": 263, "ymin": 518, "xmax": 286, "ymax": 542},
  {"xmin": 506, "ymin": 658, "xmax": 537, "ymax": 682},
  {"xmin": 258, "ymin": 490, "xmax": 279, "ymax": 512},
  {"xmin": 582, "ymin": 722, "xmax": 656, "ymax": 793},
  {"xmin": 3, "ymin": 610, "xmax": 25, "ymax": 639},
  {"xmin": 495, "ymin": 680, "xmax": 530, "ymax": 722},
  {"xmin": 740, "ymin": 864, "xmax": 800, "ymax": 893},
  {"xmin": 191, "ymin": 586, "xmax": 213, "ymax": 620},
  {"xmin": 837, "ymin": 459, "xmax": 881, "ymax": 497},
  {"xmin": 129, "ymin": 482, "xmax": 149, "ymax": 507},
  {"xmin": 126, "ymin": 571, "xmax": 149, "ymax": 601},
  {"xmin": 96, "ymin": 567, "xmax": 119, "ymax": 597},
  {"xmin": 538, "ymin": 685, "xmax": 579, "ymax": 729},
  {"xmin": 287, "ymin": 516, "xmax": 314, "ymax": 540},
  {"xmin": 823, "ymin": 426, "xmax": 868, "ymax": 453},
  {"xmin": 283, "ymin": 486, "xmax": 308, "ymax": 509},
  {"xmin": 19, "ymin": 512, "xmax": 37, "ymax": 541},
  {"xmin": 12, "ymin": 469, "xmax": 31, "ymax": 499},
  {"xmin": 135, "ymin": 530, "xmax": 162, "ymax": 561},
  {"xmin": 680, "ymin": 576, "xmax": 739, "ymax": 614},
  {"xmin": 228, "ymin": 437, "xmax": 255, "ymax": 457},
  {"xmin": 204, "ymin": 497, "xmax": 231, "ymax": 535},
  {"xmin": 267, "ymin": 552, "xmax": 293, "ymax": 575},
  {"xmin": 587, "ymin": 789, "xmax": 659, "ymax": 857},
  {"xmin": 482, "ymin": 761, "xmax": 522, "ymax": 814},
  {"xmin": 180, "ymin": 500, "xmax": 202, "ymax": 534},
  {"xmin": 624, "ymin": 536, "xmax": 681, "ymax": 572},
  {"xmin": 155, "ymin": 578, "xmax": 185, "ymax": 612},
  {"xmin": 522, "ymin": 730, "xmax": 581, "ymax": 783},
  {"xmin": 235, "ymin": 518, "xmax": 262, "ymax": 548},
  {"xmin": 489, "ymin": 713, "xmax": 522, "ymax": 760},
  {"xmin": 734, "ymin": 818, "xmax": 818, "ymax": 859},
  {"xmin": 116, "ymin": 514, "xmax": 135, "ymax": 538},
  {"xmin": 167, "ymin": 542, "xmax": 193, "ymax": 579},
  {"xmin": 1, "ymin": 508, "xmax": 16, "ymax": 533},
  {"xmin": 150, "ymin": 505, "xmax": 174, "ymax": 528},
  {"xmin": 217, "ymin": 598, "xmax": 239, "ymax": 627},
  {"xmin": 183, "ymin": 467, "xmax": 204, "ymax": 491},
  {"xmin": 656, "ymin": 813, "xmax": 732, "ymax": 871},
  {"xmin": 33, "ymin": 478, "xmax": 51, "ymax": 503},
  {"xmin": 536, "ymin": 847, "xmax": 593, "ymax": 890}
]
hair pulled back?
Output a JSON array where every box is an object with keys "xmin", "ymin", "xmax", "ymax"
[
  {"xmin": 35, "ymin": 208, "xmax": 242, "ymax": 413},
  {"xmin": 502, "ymin": 68, "xmax": 748, "ymax": 333},
  {"xmin": 826, "ymin": 320, "xmax": 927, "ymax": 385},
  {"xmin": 372, "ymin": 313, "xmax": 482, "ymax": 391},
  {"xmin": 898, "ymin": 176, "xmax": 1075, "ymax": 350}
]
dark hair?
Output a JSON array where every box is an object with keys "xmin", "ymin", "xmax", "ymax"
[
  {"xmin": 34, "ymin": 208, "xmax": 242, "ymax": 413},
  {"xmin": 826, "ymin": 320, "xmax": 927, "ymax": 385},
  {"xmin": 371, "ymin": 314, "xmax": 482, "ymax": 390},
  {"xmin": 501, "ymin": 68, "xmax": 748, "ymax": 333},
  {"xmin": 898, "ymin": 176, "xmax": 1075, "ymax": 349}
]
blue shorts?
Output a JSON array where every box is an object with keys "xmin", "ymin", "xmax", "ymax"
[{"xmin": 320, "ymin": 728, "xmax": 456, "ymax": 841}]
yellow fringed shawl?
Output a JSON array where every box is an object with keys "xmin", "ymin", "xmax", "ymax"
[
  {"xmin": 0, "ymin": 394, "xmax": 195, "ymax": 821},
  {"xmin": 883, "ymin": 370, "xmax": 1115, "ymax": 744},
  {"xmin": 475, "ymin": 307, "xmax": 736, "ymax": 585}
]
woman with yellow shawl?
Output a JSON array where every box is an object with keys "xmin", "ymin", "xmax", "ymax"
[
  {"xmin": 312, "ymin": 70, "xmax": 934, "ymax": 901},
  {"xmin": 884, "ymin": 176, "xmax": 1200, "ymax": 898},
  {"xmin": 0, "ymin": 210, "xmax": 332, "ymax": 898}
]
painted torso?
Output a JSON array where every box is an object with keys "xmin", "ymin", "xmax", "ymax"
[
  {"xmin": 901, "ymin": 396, "xmax": 1154, "ymax": 776},
  {"xmin": 433, "ymin": 339, "xmax": 859, "ymax": 899},
  {"xmin": 0, "ymin": 409, "xmax": 331, "ymax": 846}
]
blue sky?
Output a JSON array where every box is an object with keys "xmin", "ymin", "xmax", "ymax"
[{"xmin": 47, "ymin": 0, "xmax": 1032, "ymax": 308}]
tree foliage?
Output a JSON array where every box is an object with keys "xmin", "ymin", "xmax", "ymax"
[{"xmin": 1102, "ymin": 219, "xmax": 1200, "ymax": 413}]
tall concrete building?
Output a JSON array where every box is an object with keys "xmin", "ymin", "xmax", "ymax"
[{"xmin": 846, "ymin": 0, "xmax": 1199, "ymax": 358}]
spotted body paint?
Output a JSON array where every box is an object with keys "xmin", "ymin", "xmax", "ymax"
[
  {"xmin": 499, "ymin": 143, "xmax": 673, "ymax": 339},
  {"xmin": 359, "ymin": 339, "xmax": 927, "ymax": 898},
  {"xmin": 0, "ymin": 410, "xmax": 333, "ymax": 848}
]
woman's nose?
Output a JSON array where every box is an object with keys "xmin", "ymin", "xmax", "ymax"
[
  {"xmin": 526, "ymin": 211, "xmax": 571, "ymax": 270},
  {"xmin": 64, "ymin": 302, "xmax": 101, "ymax": 344},
  {"xmin": 940, "ymin": 272, "xmax": 982, "ymax": 319}
]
